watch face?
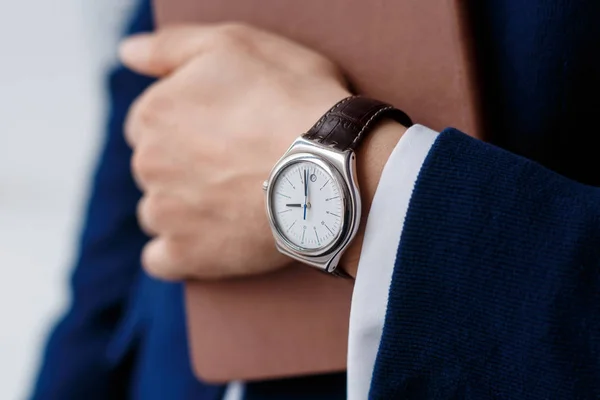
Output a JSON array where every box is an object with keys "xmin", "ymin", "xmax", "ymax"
[{"xmin": 270, "ymin": 160, "xmax": 344, "ymax": 252}]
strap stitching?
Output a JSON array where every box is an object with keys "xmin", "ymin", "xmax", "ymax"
[
  {"xmin": 351, "ymin": 106, "xmax": 393, "ymax": 147},
  {"xmin": 309, "ymin": 95, "xmax": 359, "ymax": 137}
]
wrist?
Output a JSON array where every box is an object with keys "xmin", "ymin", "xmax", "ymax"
[
  {"xmin": 340, "ymin": 120, "xmax": 408, "ymax": 278},
  {"xmin": 264, "ymin": 94, "xmax": 409, "ymax": 278},
  {"xmin": 279, "ymin": 87, "xmax": 353, "ymax": 151}
]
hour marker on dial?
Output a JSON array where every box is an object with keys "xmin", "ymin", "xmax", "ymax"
[{"xmin": 270, "ymin": 160, "xmax": 343, "ymax": 250}]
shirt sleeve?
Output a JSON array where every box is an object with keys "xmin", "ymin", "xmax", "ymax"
[{"xmin": 347, "ymin": 124, "xmax": 439, "ymax": 400}]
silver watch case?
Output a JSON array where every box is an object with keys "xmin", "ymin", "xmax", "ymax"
[{"xmin": 263, "ymin": 137, "xmax": 361, "ymax": 274}]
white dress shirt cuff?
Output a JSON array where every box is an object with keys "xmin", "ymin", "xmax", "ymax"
[{"xmin": 347, "ymin": 124, "xmax": 439, "ymax": 400}]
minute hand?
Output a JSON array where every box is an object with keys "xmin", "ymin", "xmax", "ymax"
[{"xmin": 303, "ymin": 169, "xmax": 308, "ymax": 220}]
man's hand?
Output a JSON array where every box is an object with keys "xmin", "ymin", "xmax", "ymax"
[{"xmin": 120, "ymin": 24, "xmax": 351, "ymax": 280}]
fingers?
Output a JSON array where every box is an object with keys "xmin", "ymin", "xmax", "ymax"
[
  {"xmin": 142, "ymin": 237, "xmax": 189, "ymax": 281},
  {"xmin": 141, "ymin": 236, "xmax": 224, "ymax": 281},
  {"xmin": 119, "ymin": 25, "xmax": 206, "ymax": 76},
  {"xmin": 118, "ymin": 23, "xmax": 258, "ymax": 77},
  {"xmin": 136, "ymin": 193, "xmax": 177, "ymax": 237}
]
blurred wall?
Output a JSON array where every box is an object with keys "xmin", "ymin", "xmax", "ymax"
[{"xmin": 0, "ymin": 0, "xmax": 136, "ymax": 398}]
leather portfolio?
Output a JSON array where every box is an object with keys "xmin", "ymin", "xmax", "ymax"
[{"xmin": 152, "ymin": 0, "xmax": 481, "ymax": 383}]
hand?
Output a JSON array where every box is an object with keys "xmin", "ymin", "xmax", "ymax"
[
  {"xmin": 120, "ymin": 24, "xmax": 351, "ymax": 280},
  {"xmin": 303, "ymin": 169, "xmax": 308, "ymax": 220}
]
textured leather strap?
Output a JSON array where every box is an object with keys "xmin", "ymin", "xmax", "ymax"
[{"xmin": 303, "ymin": 95, "xmax": 412, "ymax": 151}]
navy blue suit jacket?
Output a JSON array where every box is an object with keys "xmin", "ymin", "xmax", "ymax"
[
  {"xmin": 31, "ymin": 0, "xmax": 600, "ymax": 399},
  {"xmin": 372, "ymin": 1, "xmax": 600, "ymax": 398}
]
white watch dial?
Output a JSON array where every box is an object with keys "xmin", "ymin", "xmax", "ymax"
[{"xmin": 271, "ymin": 161, "xmax": 344, "ymax": 251}]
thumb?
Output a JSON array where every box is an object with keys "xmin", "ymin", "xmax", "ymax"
[{"xmin": 119, "ymin": 26, "xmax": 207, "ymax": 77}]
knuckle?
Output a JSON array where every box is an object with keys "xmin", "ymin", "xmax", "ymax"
[
  {"xmin": 212, "ymin": 22, "xmax": 252, "ymax": 48},
  {"xmin": 137, "ymin": 90, "xmax": 173, "ymax": 124},
  {"xmin": 126, "ymin": 87, "xmax": 173, "ymax": 145},
  {"xmin": 124, "ymin": 96, "xmax": 145, "ymax": 146},
  {"xmin": 306, "ymin": 54, "xmax": 341, "ymax": 77},
  {"xmin": 137, "ymin": 195, "xmax": 161, "ymax": 232},
  {"xmin": 131, "ymin": 143, "xmax": 175, "ymax": 189},
  {"xmin": 131, "ymin": 146, "xmax": 156, "ymax": 183},
  {"xmin": 140, "ymin": 193, "xmax": 182, "ymax": 233},
  {"xmin": 218, "ymin": 22, "xmax": 251, "ymax": 38},
  {"xmin": 136, "ymin": 197, "xmax": 153, "ymax": 234}
]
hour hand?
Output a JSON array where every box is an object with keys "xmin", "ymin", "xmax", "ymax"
[{"xmin": 286, "ymin": 203, "xmax": 303, "ymax": 207}]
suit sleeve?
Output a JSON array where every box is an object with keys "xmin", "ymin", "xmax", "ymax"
[
  {"xmin": 369, "ymin": 128, "xmax": 600, "ymax": 399},
  {"xmin": 29, "ymin": 2, "xmax": 155, "ymax": 399}
]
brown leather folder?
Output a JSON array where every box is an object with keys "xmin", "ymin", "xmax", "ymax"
[{"xmin": 152, "ymin": 0, "xmax": 481, "ymax": 383}]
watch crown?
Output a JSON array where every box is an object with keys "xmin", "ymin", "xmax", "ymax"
[{"xmin": 262, "ymin": 180, "xmax": 269, "ymax": 191}]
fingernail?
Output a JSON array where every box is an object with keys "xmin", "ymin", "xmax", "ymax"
[{"xmin": 119, "ymin": 34, "xmax": 153, "ymax": 65}]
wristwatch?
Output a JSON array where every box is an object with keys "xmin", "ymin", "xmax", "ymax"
[{"xmin": 263, "ymin": 95, "xmax": 412, "ymax": 276}]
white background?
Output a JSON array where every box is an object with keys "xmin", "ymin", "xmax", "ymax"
[{"xmin": 0, "ymin": 0, "xmax": 136, "ymax": 398}]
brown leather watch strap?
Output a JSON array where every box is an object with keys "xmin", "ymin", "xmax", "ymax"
[{"xmin": 303, "ymin": 95, "xmax": 412, "ymax": 151}]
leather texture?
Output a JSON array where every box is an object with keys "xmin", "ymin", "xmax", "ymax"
[{"xmin": 303, "ymin": 96, "xmax": 413, "ymax": 151}]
